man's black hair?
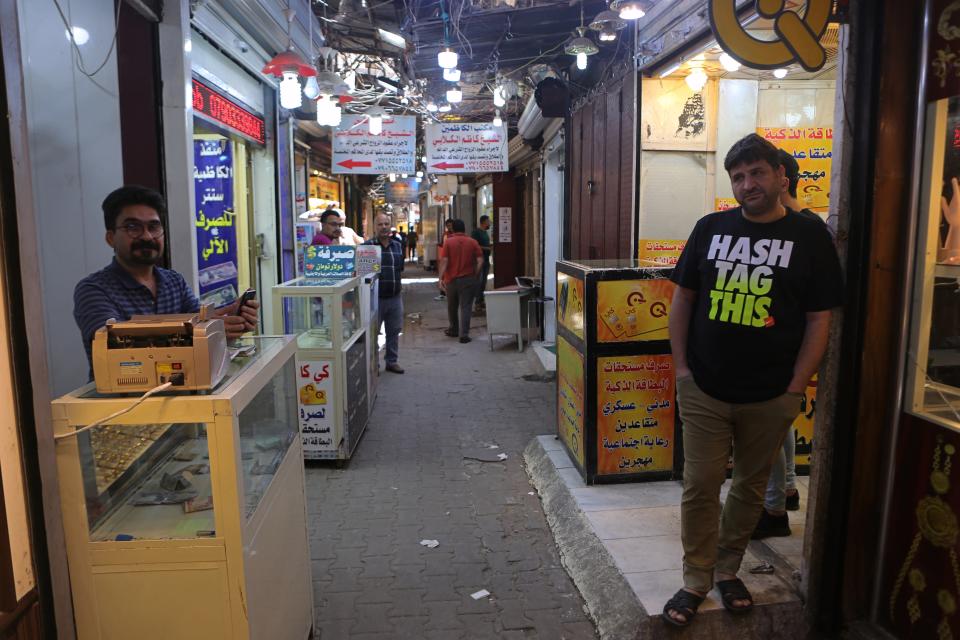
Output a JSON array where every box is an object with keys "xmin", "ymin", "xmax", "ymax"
[
  {"xmin": 479, "ymin": 215, "xmax": 490, "ymax": 224},
  {"xmin": 723, "ymin": 133, "xmax": 781, "ymax": 173},
  {"xmin": 102, "ymin": 185, "xmax": 167, "ymax": 231},
  {"xmin": 445, "ymin": 218, "xmax": 455, "ymax": 228},
  {"xmin": 321, "ymin": 209, "xmax": 342, "ymax": 223},
  {"xmin": 451, "ymin": 219, "xmax": 466, "ymax": 233},
  {"xmin": 777, "ymin": 149, "xmax": 800, "ymax": 199}
]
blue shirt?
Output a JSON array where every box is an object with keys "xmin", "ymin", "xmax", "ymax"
[
  {"xmin": 73, "ymin": 259, "xmax": 200, "ymax": 375},
  {"xmin": 363, "ymin": 237, "xmax": 404, "ymax": 297}
]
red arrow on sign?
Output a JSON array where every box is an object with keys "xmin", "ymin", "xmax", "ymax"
[
  {"xmin": 337, "ymin": 159, "xmax": 372, "ymax": 169},
  {"xmin": 431, "ymin": 161, "xmax": 465, "ymax": 170}
]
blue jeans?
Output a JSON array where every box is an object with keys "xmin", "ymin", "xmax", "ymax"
[
  {"xmin": 378, "ymin": 294, "xmax": 403, "ymax": 365},
  {"xmin": 764, "ymin": 426, "xmax": 797, "ymax": 511}
]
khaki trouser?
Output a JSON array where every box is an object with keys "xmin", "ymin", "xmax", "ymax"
[{"xmin": 676, "ymin": 375, "xmax": 801, "ymax": 593}]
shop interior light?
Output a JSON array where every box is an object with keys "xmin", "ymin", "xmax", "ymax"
[
  {"xmin": 421, "ymin": 155, "xmax": 428, "ymax": 162},
  {"xmin": 610, "ymin": 0, "xmax": 647, "ymax": 20},
  {"xmin": 388, "ymin": 173, "xmax": 397, "ymax": 182},
  {"xmin": 685, "ymin": 68, "xmax": 708, "ymax": 92},
  {"xmin": 438, "ymin": 47, "xmax": 458, "ymax": 69},
  {"xmin": 773, "ymin": 68, "xmax": 789, "ymax": 79},
  {"xmin": 279, "ymin": 71, "xmax": 303, "ymax": 109},
  {"xmin": 719, "ymin": 52, "xmax": 741, "ymax": 72},
  {"xmin": 659, "ymin": 62, "xmax": 681, "ymax": 78},
  {"xmin": 416, "ymin": 170, "xmax": 424, "ymax": 177},
  {"xmin": 493, "ymin": 87, "xmax": 506, "ymax": 107},
  {"xmin": 446, "ymin": 85, "xmax": 463, "ymax": 103},
  {"xmin": 493, "ymin": 109, "xmax": 503, "ymax": 127},
  {"xmin": 426, "ymin": 101, "xmax": 439, "ymax": 112},
  {"xmin": 443, "ymin": 67, "xmax": 461, "ymax": 82},
  {"xmin": 66, "ymin": 26, "xmax": 90, "ymax": 46},
  {"xmin": 438, "ymin": 103, "xmax": 452, "ymax": 112}
]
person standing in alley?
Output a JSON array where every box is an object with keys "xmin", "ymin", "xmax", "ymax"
[
  {"xmin": 662, "ymin": 133, "xmax": 843, "ymax": 627},
  {"xmin": 407, "ymin": 225, "xmax": 418, "ymax": 261},
  {"xmin": 471, "ymin": 214, "xmax": 493, "ymax": 311},
  {"xmin": 434, "ymin": 218, "xmax": 455, "ymax": 301},
  {"xmin": 752, "ymin": 148, "xmax": 833, "ymax": 540},
  {"xmin": 438, "ymin": 219, "xmax": 483, "ymax": 343},
  {"xmin": 364, "ymin": 212, "xmax": 406, "ymax": 373},
  {"xmin": 312, "ymin": 209, "xmax": 343, "ymax": 245}
]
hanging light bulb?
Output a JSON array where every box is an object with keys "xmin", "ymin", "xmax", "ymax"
[
  {"xmin": 303, "ymin": 75, "xmax": 321, "ymax": 100},
  {"xmin": 598, "ymin": 26, "xmax": 617, "ymax": 42},
  {"xmin": 565, "ymin": 26, "xmax": 598, "ymax": 71},
  {"xmin": 493, "ymin": 87, "xmax": 506, "ymax": 108},
  {"xmin": 316, "ymin": 95, "xmax": 342, "ymax": 127},
  {"xmin": 279, "ymin": 70, "xmax": 303, "ymax": 109},
  {"xmin": 416, "ymin": 170, "xmax": 424, "ymax": 178},
  {"xmin": 773, "ymin": 68, "xmax": 789, "ymax": 79},
  {"xmin": 438, "ymin": 103, "xmax": 452, "ymax": 112},
  {"xmin": 367, "ymin": 107, "xmax": 384, "ymax": 135},
  {"xmin": 446, "ymin": 85, "xmax": 462, "ymax": 104},
  {"xmin": 443, "ymin": 67, "xmax": 461, "ymax": 82},
  {"xmin": 388, "ymin": 173, "xmax": 397, "ymax": 182},
  {"xmin": 401, "ymin": 173, "xmax": 408, "ymax": 179},
  {"xmin": 610, "ymin": 0, "xmax": 647, "ymax": 20},
  {"xmin": 493, "ymin": 109, "xmax": 503, "ymax": 127},
  {"xmin": 719, "ymin": 52, "xmax": 741, "ymax": 72},
  {"xmin": 426, "ymin": 101, "xmax": 438, "ymax": 112},
  {"xmin": 685, "ymin": 68, "xmax": 708, "ymax": 92},
  {"xmin": 438, "ymin": 47, "xmax": 458, "ymax": 69}
]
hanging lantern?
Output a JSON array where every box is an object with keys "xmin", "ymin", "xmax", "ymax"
[
  {"xmin": 565, "ymin": 27, "xmax": 598, "ymax": 70},
  {"xmin": 262, "ymin": 49, "xmax": 316, "ymax": 110}
]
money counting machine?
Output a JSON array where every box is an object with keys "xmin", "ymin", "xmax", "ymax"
[{"xmin": 92, "ymin": 311, "xmax": 229, "ymax": 393}]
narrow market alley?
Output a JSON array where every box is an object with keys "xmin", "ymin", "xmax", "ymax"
[{"xmin": 306, "ymin": 265, "xmax": 597, "ymax": 639}]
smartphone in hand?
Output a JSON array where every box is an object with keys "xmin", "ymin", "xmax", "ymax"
[{"xmin": 237, "ymin": 288, "xmax": 256, "ymax": 313}]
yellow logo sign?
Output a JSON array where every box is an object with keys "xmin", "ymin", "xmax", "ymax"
[{"xmin": 709, "ymin": 0, "xmax": 832, "ymax": 72}]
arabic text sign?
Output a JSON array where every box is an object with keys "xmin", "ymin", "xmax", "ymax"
[
  {"xmin": 355, "ymin": 245, "xmax": 381, "ymax": 278},
  {"xmin": 332, "ymin": 114, "xmax": 416, "ymax": 175},
  {"xmin": 597, "ymin": 279, "xmax": 675, "ymax": 343},
  {"xmin": 557, "ymin": 336, "xmax": 585, "ymax": 469},
  {"xmin": 297, "ymin": 357, "xmax": 337, "ymax": 456},
  {"xmin": 426, "ymin": 122, "xmax": 509, "ymax": 173},
  {"xmin": 757, "ymin": 127, "xmax": 833, "ymax": 210},
  {"xmin": 304, "ymin": 245, "xmax": 356, "ymax": 279},
  {"xmin": 596, "ymin": 355, "xmax": 675, "ymax": 475},
  {"xmin": 193, "ymin": 139, "xmax": 238, "ymax": 306}
]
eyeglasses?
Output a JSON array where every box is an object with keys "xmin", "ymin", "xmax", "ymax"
[
  {"xmin": 324, "ymin": 221, "xmax": 343, "ymax": 228},
  {"xmin": 116, "ymin": 221, "xmax": 164, "ymax": 238}
]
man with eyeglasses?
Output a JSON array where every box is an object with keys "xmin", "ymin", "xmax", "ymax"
[
  {"xmin": 73, "ymin": 185, "xmax": 259, "ymax": 378},
  {"xmin": 312, "ymin": 209, "xmax": 344, "ymax": 245}
]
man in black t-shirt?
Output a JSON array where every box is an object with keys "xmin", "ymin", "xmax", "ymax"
[{"xmin": 661, "ymin": 134, "xmax": 843, "ymax": 628}]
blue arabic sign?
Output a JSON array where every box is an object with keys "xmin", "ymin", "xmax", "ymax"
[
  {"xmin": 194, "ymin": 139, "xmax": 238, "ymax": 306},
  {"xmin": 304, "ymin": 245, "xmax": 356, "ymax": 279}
]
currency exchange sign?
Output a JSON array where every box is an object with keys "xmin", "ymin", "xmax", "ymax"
[
  {"xmin": 332, "ymin": 114, "xmax": 416, "ymax": 175},
  {"xmin": 425, "ymin": 122, "xmax": 509, "ymax": 174}
]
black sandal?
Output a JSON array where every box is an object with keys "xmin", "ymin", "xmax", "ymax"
[
  {"xmin": 661, "ymin": 589, "xmax": 705, "ymax": 628},
  {"xmin": 716, "ymin": 578, "xmax": 754, "ymax": 614}
]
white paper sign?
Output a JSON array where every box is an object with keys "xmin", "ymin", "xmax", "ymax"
[
  {"xmin": 296, "ymin": 357, "xmax": 337, "ymax": 457},
  {"xmin": 355, "ymin": 245, "xmax": 381, "ymax": 277},
  {"xmin": 333, "ymin": 114, "xmax": 416, "ymax": 174},
  {"xmin": 425, "ymin": 122, "xmax": 509, "ymax": 174},
  {"xmin": 498, "ymin": 207, "xmax": 512, "ymax": 243}
]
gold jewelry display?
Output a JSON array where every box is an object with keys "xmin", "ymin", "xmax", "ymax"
[{"xmin": 890, "ymin": 436, "xmax": 959, "ymax": 638}]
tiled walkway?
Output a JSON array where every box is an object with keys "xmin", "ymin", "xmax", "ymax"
[{"xmin": 305, "ymin": 265, "xmax": 598, "ymax": 639}]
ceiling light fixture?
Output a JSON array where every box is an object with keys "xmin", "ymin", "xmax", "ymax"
[
  {"xmin": 279, "ymin": 71, "xmax": 303, "ymax": 109},
  {"xmin": 719, "ymin": 52, "xmax": 741, "ymax": 72},
  {"xmin": 443, "ymin": 67, "xmax": 461, "ymax": 82},
  {"xmin": 685, "ymin": 68, "xmax": 708, "ymax": 92},
  {"xmin": 566, "ymin": 2, "xmax": 599, "ymax": 71},
  {"xmin": 388, "ymin": 173, "xmax": 397, "ymax": 182},
  {"xmin": 316, "ymin": 95, "xmax": 343, "ymax": 127},
  {"xmin": 426, "ymin": 101, "xmax": 439, "ymax": 112},
  {"xmin": 438, "ymin": 103, "xmax": 452, "ymax": 112},
  {"xmin": 65, "ymin": 26, "xmax": 90, "ymax": 46},
  {"xmin": 773, "ymin": 68, "xmax": 789, "ymax": 79},
  {"xmin": 446, "ymin": 85, "xmax": 462, "ymax": 104},
  {"xmin": 493, "ymin": 110, "xmax": 503, "ymax": 127},
  {"xmin": 303, "ymin": 76, "xmax": 321, "ymax": 100},
  {"xmin": 598, "ymin": 27, "xmax": 617, "ymax": 42},
  {"xmin": 589, "ymin": 9, "xmax": 627, "ymax": 36},
  {"xmin": 261, "ymin": 10, "xmax": 317, "ymax": 110},
  {"xmin": 610, "ymin": 0, "xmax": 648, "ymax": 20},
  {"xmin": 376, "ymin": 28, "xmax": 406, "ymax": 49},
  {"xmin": 493, "ymin": 87, "xmax": 506, "ymax": 107},
  {"xmin": 438, "ymin": 47, "xmax": 458, "ymax": 69}
]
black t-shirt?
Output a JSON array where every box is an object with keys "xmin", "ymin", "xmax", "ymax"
[{"xmin": 671, "ymin": 207, "xmax": 843, "ymax": 403}]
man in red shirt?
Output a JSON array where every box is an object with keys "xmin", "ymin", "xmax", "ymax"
[
  {"xmin": 439, "ymin": 219, "xmax": 483, "ymax": 343},
  {"xmin": 312, "ymin": 209, "xmax": 343, "ymax": 245}
]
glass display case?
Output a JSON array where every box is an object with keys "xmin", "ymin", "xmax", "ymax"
[
  {"xmin": 52, "ymin": 336, "xmax": 312, "ymax": 640},
  {"xmin": 272, "ymin": 276, "xmax": 371, "ymax": 460}
]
